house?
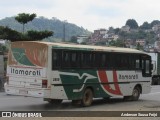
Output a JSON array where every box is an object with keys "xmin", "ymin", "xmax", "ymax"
[
  {"xmin": 121, "ymin": 25, "xmax": 130, "ymax": 32},
  {"xmin": 89, "ymin": 29, "xmax": 108, "ymax": 43},
  {"xmin": 136, "ymin": 39, "xmax": 146, "ymax": 46},
  {"xmin": 77, "ymin": 35, "xmax": 89, "ymax": 44},
  {"xmin": 125, "ymin": 39, "xmax": 133, "ymax": 48}
]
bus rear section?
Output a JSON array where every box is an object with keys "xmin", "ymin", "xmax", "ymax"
[{"xmin": 5, "ymin": 41, "xmax": 50, "ymax": 98}]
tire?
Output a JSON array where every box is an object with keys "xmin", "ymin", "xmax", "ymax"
[
  {"xmin": 81, "ymin": 88, "xmax": 93, "ymax": 107},
  {"xmin": 131, "ymin": 87, "xmax": 140, "ymax": 101},
  {"xmin": 48, "ymin": 99, "xmax": 63, "ymax": 105},
  {"xmin": 124, "ymin": 86, "xmax": 140, "ymax": 101}
]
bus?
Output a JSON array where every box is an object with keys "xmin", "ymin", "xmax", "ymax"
[{"xmin": 5, "ymin": 41, "xmax": 152, "ymax": 107}]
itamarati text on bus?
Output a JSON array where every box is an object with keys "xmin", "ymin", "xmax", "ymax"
[{"xmin": 5, "ymin": 41, "xmax": 152, "ymax": 107}]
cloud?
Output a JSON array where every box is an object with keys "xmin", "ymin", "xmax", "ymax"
[
  {"xmin": 1, "ymin": 0, "xmax": 54, "ymax": 8},
  {"xmin": 0, "ymin": 0, "xmax": 55, "ymax": 18},
  {"xmin": 1, "ymin": 0, "xmax": 160, "ymax": 31}
]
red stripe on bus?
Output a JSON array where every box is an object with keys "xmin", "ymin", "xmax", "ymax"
[{"xmin": 98, "ymin": 70, "xmax": 122, "ymax": 95}]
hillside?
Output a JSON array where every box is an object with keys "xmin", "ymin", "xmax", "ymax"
[{"xmin": 0, "ymin": 17, "xmax": 91, "ymax": 41}]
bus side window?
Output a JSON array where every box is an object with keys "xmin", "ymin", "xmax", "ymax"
[
  {"xmin": 81, "ymin": 52, "xmax": 92, "ymax": 68},
  {"xmin": 136, "ymin": 59, "xmax": 140, "ymax": 69},
  {"xmin": 52, "ymin": 50, "xmax": 61, "ymax": 70},
  {"xmin": 70, "ymin": 52, "xmax": 80, "ymax": 68},
  {"xmin": 63, "ymin": 51, "xmax": 71, "ymax": 68},
  {"xmin": 99, "ymin": 53, "xmax": 111, "ymax": 69},
  {"xmin": 71, "ymin": 52, "xmax": 76, "ymax": 68},
  {"xmin": 81, "ymin": 52, "xmax": 86, "ymax": 68},
  {"xmin": 145, "ymin": 60, "xmax": 150, "ymax": 74},
  {"xmin": 92, "ymin": 53, "xmax": 97, "ymax": 68},
  {"xmin": 129, "ymin": 55, "xmax": 135, "ymax": 70},
  {"xmin": 101, "ymin": 54, "xmax": 107, "ymax": 68}
]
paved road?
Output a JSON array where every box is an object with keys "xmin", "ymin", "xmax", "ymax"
[{"xmin": 0, "ymin": 86, "xmax": 160, "ymax": 112}]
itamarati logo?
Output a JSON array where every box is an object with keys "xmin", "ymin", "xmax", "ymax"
[{"xmin": 9, "ymin": 67, "xmax": 41, "ymax": 76}]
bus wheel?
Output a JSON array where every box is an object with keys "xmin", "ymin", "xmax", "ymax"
[
  {"xmin": 124, "ymin": 86, "xmax": 140, "ymax": 101},
  {"xmin": 131, "ymin": 86, "xmax": 140, "ymax": 101},
  {"xmin": 81, "ymin": 88, "xmax": 93, "ymax": 107},
  {"xmin": 48, "ymin": 99, "xmax": 63, "ymax": 104}
]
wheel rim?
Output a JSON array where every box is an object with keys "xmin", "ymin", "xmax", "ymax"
[
  {"xmin": 133, "ymin": 89, "xmax": 139, "ymax": 97},
  {"xmin": 82, "ymin": 89, "xmax": 93, "ymax": 106},
  {"xmin": 132, "ymin": 87, "xmax": 140, "ymax": 100},
  {"xmin": 84, "ymin": 91, "xmax": 91, "ymax": 104}
]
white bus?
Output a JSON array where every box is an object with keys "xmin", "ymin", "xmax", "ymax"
[{"xmin": 5, "ymin": 41, "xmax": 152, "ymax": 106}]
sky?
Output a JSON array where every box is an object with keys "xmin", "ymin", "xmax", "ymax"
[{"xmin": 1, "ymin": 0, "xmax": 160, "ymax": 32}]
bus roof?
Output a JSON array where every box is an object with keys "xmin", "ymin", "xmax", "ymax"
[{"xmin": 12, "ymin": 41, "xmax": 146, "ymax": 54}]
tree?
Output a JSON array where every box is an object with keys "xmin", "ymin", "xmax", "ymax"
[
  {"xmin": 150, "ymin": 20, "xmax": 160, "ymax": 27},
  {"xmin": 140, "ymin": 22, "xmax": 151, "ymax": 30},
  {"xmin": 15, "ymin": 13, "xmax": 36, "ymax": 33},
  {"xmin": 70, "ymin": 36, "xmax": 77, "ymax": 43},
  {"xmin": 116, "ymin": 39, "xmax": 126, "ymax": 47},
  {"xmin": 0, "ymin": 26, "xmax": 53, "ymax": 41},
  {"xmin": 27, "ymin": 30, "xmax": 53, "ymax": 40},
  {"xmin": 0, "ymin": 44, "xmax": 8, "ymax": 52},
  {"xmin": 136, "ymin": 43, "xmax": 143, "ymax": 50},
  {"xmin": 0, "ymin": 26, "xmax": 22, "ymax": 41},
  {"xmin": 109, "ymin": 40, "xmax": 116, "ymax": 46},
  {"xmin": 114, "ymin": 28, "xmax": 120, "ymax": 34},
  {"xmin": 108, "ymin": 27, "xmax": 114, "ymax": 33},
  {"xmin": 125, "ymin": 19, "xmax": 139, "ymax": 29}
]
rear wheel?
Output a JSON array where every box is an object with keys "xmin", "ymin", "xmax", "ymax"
[{"xmin": 81, "ymin": 88, "xmax": 93, "ymax": 107}]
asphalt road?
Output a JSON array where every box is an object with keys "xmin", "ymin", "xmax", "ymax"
[{"xmin": 0, "ymin": 86, "xmax": 160, "ymax": 112}]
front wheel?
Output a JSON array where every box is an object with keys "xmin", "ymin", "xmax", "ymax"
[
  {"xmin": 124, "ymin": 86, "xmax": 140, "ymax": 101},
  {"xmin": 81, "ymin": 88, "xmax": 93, "ymax": 107},
  {"xmin": 131, "ymin": 87, "xmax": 140, "ymax": 101}
]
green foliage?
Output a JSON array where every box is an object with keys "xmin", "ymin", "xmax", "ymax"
[
  {"xmin": 109, "ymin": 39, "xmax": 125, "ymax": 47},
  {"xmin": 70, "ymin": 36, "xmax": 77, "ymax": 43},
  {"xmin": 114, "ymin": 28, "xmax": 120, "ymax": 34},
  {"xmin": 140, "ymin": 22, "xmax": 151, "ymax": 30},
  {"xmin": 15, "ymin": 13, "xmax": 36, "ymax": 25},
  {"xmin": 136, "ymin": 43, "xmax": 143, "ymax": 50},
  {"xmin": 0, "ymin": 44, "xmax": 8, "ymax": 52},
  {"xmin": 27, "ymin": 30, "xmax": 53, "ymax": 40},
  {"xmin": 117, "ymin": 28, "xmax": 156, "ymax": 44},
  {"xmin": 0, "ymin": 17, "xmax": 90, "ymax": 41},
  {"xmin": 150, "ymin": 20, "xmax": 160, "ymax": 27},
  {"xmin": 0, "ymin": 26, "xmax": 22, "ymax": 41},
  {"xmin": 126, "ymin": 19, "xmax": 139, "ymax": 29},
  {"xmin": 15, "ymin": 13, "xmax": 36, "ymax": 33},
  {"xmin": 0, "ymin": 26, "xmax": 53, "ymax": 41},
  {"xmin": 0, "ymin": 13, "xmax": 54, "ymax": 41}
]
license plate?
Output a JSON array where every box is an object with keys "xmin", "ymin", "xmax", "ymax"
[{"xmin": 19, "ymin": 90, "xmax": 28, "ymax": 95}]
